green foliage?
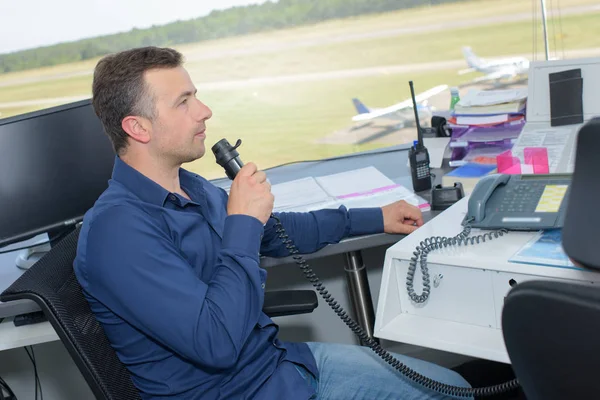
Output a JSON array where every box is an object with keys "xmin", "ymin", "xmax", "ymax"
[{"xmin": 0, "ymin": 0, "xmax": 465, "ymax": 73}]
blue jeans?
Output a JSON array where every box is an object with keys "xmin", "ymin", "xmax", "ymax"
[{"xmin": 303, "ymin": 342, "xmax": 473, "ymax": 400}]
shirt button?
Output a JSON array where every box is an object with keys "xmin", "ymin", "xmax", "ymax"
[
  {"xmin": 169, "ymin": 194, "xmax": 177, "ymax": 201},
  {"xmin": 261, "ymin": 283, "xmax": 265, "ymax": 289}
]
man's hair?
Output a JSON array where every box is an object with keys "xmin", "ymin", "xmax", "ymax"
[{"xmin": 91, "ymin": 46, "xmax": 183, "ymax": 155}]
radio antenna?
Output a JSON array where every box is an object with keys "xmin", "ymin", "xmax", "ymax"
[{"xmin": 409, "ymin": 80, "xmax": 424, "ymax": 150}]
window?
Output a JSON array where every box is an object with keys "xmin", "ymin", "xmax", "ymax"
[{"xmin": 1, "ymin": 0, "xmax": 598, "ymax": 179}]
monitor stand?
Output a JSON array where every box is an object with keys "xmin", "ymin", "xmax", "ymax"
[{"xmin": 15, "ymin": 225, "xmax": 77, "ymax": 270}]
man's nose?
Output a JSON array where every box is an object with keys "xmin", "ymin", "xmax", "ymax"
[{"xmin": 196, "ymin": 100, "xmax": 212, "ymax": 121}]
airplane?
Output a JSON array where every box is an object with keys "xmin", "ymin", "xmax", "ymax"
[
  {"xmin": 350, "ymin": 84, "xmax": 448, "ymax": 128},
  {"xmin": 459, "ymin": 46, "xmax": 530, "ymax": 83}
]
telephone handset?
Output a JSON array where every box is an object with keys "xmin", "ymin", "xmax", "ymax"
[
  {"xmin": 464, "ymin": 173, "xmax": 572, "ymax": 230},
  {"xmin": 466, "ymin": 174, "xmax": 510, "ymax": 223},
  {"xmin": 211, "ymin": 138, "xmax": 518, "ymax": 398}
]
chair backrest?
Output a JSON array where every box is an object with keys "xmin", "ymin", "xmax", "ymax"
[
  {"xmin": 502, "ymin": 279, "xmax": 600, "ymax": 400},
  {"xmin": 0, "ymin": 226, "xmax": 141, "ymax": 400}
]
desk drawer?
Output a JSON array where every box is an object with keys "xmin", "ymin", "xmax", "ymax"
[{"xmin": 395, "ymin": 260, "xmax": 496, "ymax": 329}]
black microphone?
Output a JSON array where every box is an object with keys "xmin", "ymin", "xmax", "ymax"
[{"xmin": 211, "ymin": 138, "xmax": 244, "ymax": 180}]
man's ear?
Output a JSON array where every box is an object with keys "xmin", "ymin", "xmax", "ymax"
[{"xmin": 122, "ymin": 116, "xmax": 151, "ymax": 144}]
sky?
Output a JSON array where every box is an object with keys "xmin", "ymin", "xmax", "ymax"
[{"xmin": 0, "ymin": 0, "xmax": 270, "ymax": 54}]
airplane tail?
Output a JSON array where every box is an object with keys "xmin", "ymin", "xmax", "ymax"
[
  {"xmin": 462, "ymin": 46, "xmax": 483, "ymax": 69},
  {"xmin": 352, "ymin": 98, "xmax": 370, "ymax": 114}
]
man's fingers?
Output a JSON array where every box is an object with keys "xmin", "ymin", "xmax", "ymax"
[
  {"xmin": 401, "ymin": 205, "xmax": 424, "ymax": 226},
  {"xmin": 397, "ymin": 224, "xmax": 419, "ymax": 234},
  {"xmin": 237, "ymin": 162, "xmax": 257, "ymax": 177},
  {"xmin": 263, "ymin": 180, "xmax": 272, "ymax": 193},
  {"xmin": 254, "ymin": 171, "xmax": 267, "ymax": 184}
]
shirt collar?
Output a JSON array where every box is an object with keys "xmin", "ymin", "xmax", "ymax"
[{"xmin": 110, "ymin": 156, "xmax": 173, "ymax": 207}]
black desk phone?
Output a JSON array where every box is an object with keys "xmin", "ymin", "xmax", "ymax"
[{"xmin": 464, "ymin": 173, "xmax": 572, "ymax": 230}]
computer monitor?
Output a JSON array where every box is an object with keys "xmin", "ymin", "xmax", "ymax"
[{"xmin": 0, "ymin": 99, "xmax": 115, "ymax": 260}]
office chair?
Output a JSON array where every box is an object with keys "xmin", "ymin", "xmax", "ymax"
[
  {"xmin": 0, "ymin": 226, "xmax": 318, "ymax": 400},
  {"xmin": 501, "ymin": 118, "xmax": 600, "ymax": 400}
]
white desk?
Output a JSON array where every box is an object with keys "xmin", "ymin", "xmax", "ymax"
[
  {"xmin": 374, "ymin": 197, "xmax": 600, "ymax": 363},
  {"xmin": 0, "ymin": 318, "xmax": 57, "ymax": 351}
]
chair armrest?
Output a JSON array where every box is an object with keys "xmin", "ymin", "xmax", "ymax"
[{"xmin": 263, "ymin": 290, "xmax": 318, "ymax": 318}]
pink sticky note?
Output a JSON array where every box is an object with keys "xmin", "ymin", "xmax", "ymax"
[
  {"xmin": 497, "ymin": 150, "xmax": 521, "ymax": 174},
  {"xmin": 524, "ymin": 147, "xmax": 549, "ymax": 174}
]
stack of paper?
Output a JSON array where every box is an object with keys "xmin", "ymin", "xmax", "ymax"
[
  {"xmin": 451, "ymin": 88, "xmax": 527, "ymax": 125},
  {"xmin": 272, "ymin": 166, "xmax": 430, "ymax": 213},
  {"xmin": 448, "ymin": 88, "xmax": 528, "ymax": 167},
  {"xmin": 458, "ymin": 88, "xmax": 528, "ymax": 107}
]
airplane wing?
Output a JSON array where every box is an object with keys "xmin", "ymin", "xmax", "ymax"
[
  {"xmin": 472, "ymin": 69, "xmax": 515, "ymax": 83},
  {"xmin": 351, "ymin": 85, "xmax": 448, "ymax": 122}
]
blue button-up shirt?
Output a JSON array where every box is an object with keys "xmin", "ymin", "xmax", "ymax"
[{"xmin": 74, "ymin": 157, "xmax": 384, "ymax": 399}]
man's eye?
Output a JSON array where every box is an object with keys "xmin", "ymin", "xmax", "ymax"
[{"xmin": 181, "ymin": 99, "xmax": 188, "ymax": 105}]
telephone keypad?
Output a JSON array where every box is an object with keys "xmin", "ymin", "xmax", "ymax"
[{"xmin": 497, "ymin": 181, "xmax": 563, "ymax": 213}]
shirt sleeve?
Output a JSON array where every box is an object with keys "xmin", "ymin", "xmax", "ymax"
[
  {"xmin": 260, "ymin": 206, "xmax": 384, "ymax": 258},
  {"xmin": 83, "ymin": 205, "xmax": 265, "ymax": 370}
]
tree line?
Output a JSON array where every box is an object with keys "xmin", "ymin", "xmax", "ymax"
[{"xmin": 0, "ymin": 0, "xmax": 465, "ymax": 73}]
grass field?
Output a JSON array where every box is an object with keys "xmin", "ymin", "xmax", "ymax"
[{"xmin": 1, "ymin": 0, "xmax": 599, "ymax": 179}]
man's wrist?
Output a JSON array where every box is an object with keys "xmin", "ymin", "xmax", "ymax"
[
  {"xmin": 348, "ymin": 208, "xmax": 384, "ymax": 236},
  {"xmin": 223, "ymin": 215, "xmax": 264, "ymax": 258}
]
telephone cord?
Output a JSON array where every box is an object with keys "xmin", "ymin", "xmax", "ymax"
[
  {"xmin": 407, "ymin": 219, "xmax": 508, "ymax": 304},
  {"xmin": 271, "ymin": 213, "xmax": 519, "ymax": 398}
]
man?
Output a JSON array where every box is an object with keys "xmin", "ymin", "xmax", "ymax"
[{"xmin": 74, "ymin": 46, "xmax": 471, "ymax": 399}]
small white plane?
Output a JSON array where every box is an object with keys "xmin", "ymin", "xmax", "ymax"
[
  {"xmin": 459, "ymin": 46, "xmax": 530, "ymax": 83},
  {"xmin": 350, "ymin": 84, "xmax": 448, "ymax": 126}
]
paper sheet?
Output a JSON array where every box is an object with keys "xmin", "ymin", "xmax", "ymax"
[
  {"xmin": 314, "ymin": 166, "xmax": 396, "ymax": 198},
  {"xmin": 271, "ymin": 166, "xmax": 430, "ymax": 213},
  {"xmin": 337, "ymin": 186, "xmax": 428, "ymax": 210},
  {"xmin": 459, "ymin": 88, "xmax": 528, "ymax": 107},
  {"xmin": 423, "ymin": 137, "xmax": 450, "ymax": 168},
  {"xmin": 509, "ymin": 230, "xmax": 580, "ymax": 269},
  {"xmin": 272, "ymin": 177, "xmax": 334, "ymax": 211},
  {"xmin": 509, "ymin": 126, "xmax": 577, "ymax": 173}
]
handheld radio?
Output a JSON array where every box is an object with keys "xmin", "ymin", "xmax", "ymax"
[
  {"xmin": 408, "ymin": 81, "xmax": 432, "ymax": 192},
  {"xmin": 211, "ymin": 138, "xmax": 518, "ymax": 398}
]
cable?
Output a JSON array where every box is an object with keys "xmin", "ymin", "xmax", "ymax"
[
  {"xmin": 549, "ymin": 0, "xmax": 557, "ymax": 60},
  {"xmin": 24, "ymin": 347, "xmax": 42, "ymax": 400},
  {"xmin": 0, "ymin": 228, "xmax": 72, "ymax": 254},
  {"xmin": 406, "ymin": 218, "xmax": 507, "ymax": 304},
  {"xmin": 24, "ymin": 348, "xmax": 37, "ymax": 400},
  {"xmin": 0, "ymin": 241, "xmax": 51, "ymax": 255},
  {"xmin": 0, "ymin": 375, "xmax": 17, "ymax": 400},
  {"xmin": 556, "ymin": 0, "xmax": 565, "ymax": 59},
  {"xmin": 531, "ymin": 0, "xmax": 538, "ymax": 61},
  {"xmin": 32, "ymin": 347, "xmax": 43, "ymax": 400},
  {"xmin": 271, "ymin": 214, "xmax": 519, "ymax": 398}
]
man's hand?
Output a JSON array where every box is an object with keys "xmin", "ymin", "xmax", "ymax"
[
  {"xmin": 227, "ymin": 162, "xmax": 274, "ymax": 224},
  {"xmin": 381, "ymin": 200, "xmax": 424, "ymax": 234}
]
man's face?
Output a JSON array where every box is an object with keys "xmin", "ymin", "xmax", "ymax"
[{"xmin": 143, "ymin": 66, "xmax": 212, "ymax": 165}]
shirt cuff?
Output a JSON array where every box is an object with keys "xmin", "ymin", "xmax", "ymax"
[
  {"xmin": 222, "ymin": 215, "xmax": 264, "ymax": 258},
  {"xmin": 348, "ymin": 208, "xmax": 384, "ymax": 236}
]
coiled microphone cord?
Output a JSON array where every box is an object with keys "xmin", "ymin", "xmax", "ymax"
[{"xmin": 271, "ymin": 213, "xmax": 520, "ymax": 398}]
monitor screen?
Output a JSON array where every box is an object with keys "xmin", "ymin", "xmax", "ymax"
[{"xmin": 0, "ymin": 99, "xmax": 115, "ymax": 248}]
